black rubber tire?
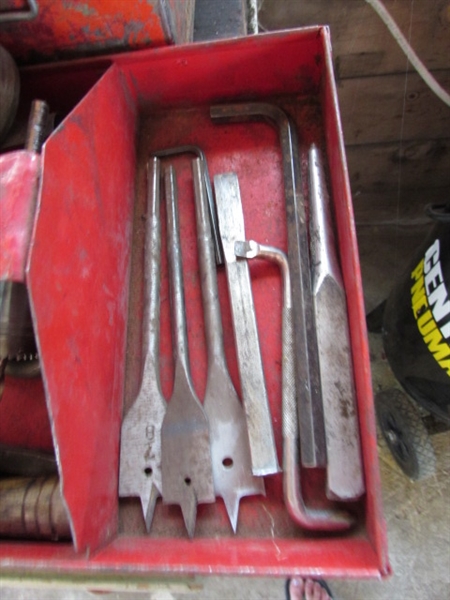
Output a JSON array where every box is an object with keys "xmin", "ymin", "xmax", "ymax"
[{"xmin": 375, "ymin": 388, "xmax": 436, "ymax": 480}]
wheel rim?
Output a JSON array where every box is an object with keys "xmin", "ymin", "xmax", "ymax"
[{"xmin": 384, "ymin": 412, "xmax": 411, "ymax": 466}]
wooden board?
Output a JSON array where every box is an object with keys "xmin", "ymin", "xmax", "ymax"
[
  {"xmin": 259, "ymin": 0, "xmax": 450, "ymax": 77},
  {"xmin": 346, "ymin": 138, "xmax": 450, "ymax": 193},
  {"xmin": 351, "ymin": 188, "xmax": 449, "ymax": 226},
  {"xmin": 338, "ymin": 70, "xmax": 450, "ymax": 145}
]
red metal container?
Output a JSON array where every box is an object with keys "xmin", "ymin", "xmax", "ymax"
[{"xmin": 0, "ymin": 28, "xmax": 389, "ymax": 581}]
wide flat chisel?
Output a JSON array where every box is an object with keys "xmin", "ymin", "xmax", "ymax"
[
  {"xmin": 309, "ymin": 144, "xmax": 364, "ymax": 501},
  {"xmin": 214, "ymin": 172, "xmax": 279, "ymax": 477}
]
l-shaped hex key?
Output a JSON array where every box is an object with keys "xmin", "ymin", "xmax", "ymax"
[{"xmin": 234, "ymin": 240, "xmax": 353, "ymax": 531}]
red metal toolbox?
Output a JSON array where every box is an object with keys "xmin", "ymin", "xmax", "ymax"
[{"xmin": 0, "ymin": 28, "xmax": 389, "ymax": 580}]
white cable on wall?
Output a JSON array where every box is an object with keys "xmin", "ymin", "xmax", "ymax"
[{"xmin": 365, "ymin": 0, "xmax": 450, "ymax": 107}]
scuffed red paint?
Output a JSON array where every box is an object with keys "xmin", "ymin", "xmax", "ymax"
[
  {"xmin": 0, "ymin": 151, "xmax": 40, "ymax": 282},
  {"xmin": 0, "ymin": 0, "xmax": 171, "ymax": 64}
]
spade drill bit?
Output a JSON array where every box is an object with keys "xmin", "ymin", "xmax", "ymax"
[
  {"xmin": 192, "ymin": 159, "xmax": 264, "ymax": 532},
  {"xmin": 160, "ymin": 166, "xmax": 215, "ymax": 538},
  {"xmin": 119, "ymin": 157, "xmax": 166, "ymax": 531}
]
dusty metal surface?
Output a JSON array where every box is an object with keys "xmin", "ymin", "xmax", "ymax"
[
  {"xmin": 119, "ymin": 158, "xmax": 166, "ymax": 532},
  {"xmin": 160, "ymin": 166, "xmax": 215, "ymax": 538},
  {"xmin": 193, "ymin": 159, "xmax": 264, "ymax": 533},
  {"xmin": 214, "ymin": 172, "xmax": 279, "ymax": 477},
  {"xmin": 194, "ymin": 0, "xmax": 247, "ymax": 41},
  {"xmin": 211, "ymin": 103, "xmax": 327, "ymax": 470},
  {"xmin": 309, "ymin": 144, "xmax": 365, "ymax": 501}
]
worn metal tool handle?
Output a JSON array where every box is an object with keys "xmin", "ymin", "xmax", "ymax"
[
  {"xmin": 192, "ymin": 158, "xmax": 225, "ymax": 365},
  {"xmin": 142, "ymin": 157, "xmax": 162, "ymax": 383},
  {"xmin": 165, "ymin": 166, "xmax": 191, "ymax": 376}
]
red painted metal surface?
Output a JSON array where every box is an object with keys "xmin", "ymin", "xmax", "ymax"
[
  {"xmin": 0, "ymin": 28, "xmax": 389, "ymax": 579},
  {"xmin": 0, "ymin": 151, "xmax": 40, "ymax": 281},
  {"xmin": 0, "ymin": 0, "xmax": 195, "ymax": 64},
  {"xmin": 26, "ymin": 65, "xmax": 136, "ymax": 552}
]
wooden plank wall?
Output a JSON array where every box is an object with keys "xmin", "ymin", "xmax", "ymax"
[{"xmin": 259, "ymin": 0, "xmax": 450, "ymax": 226}]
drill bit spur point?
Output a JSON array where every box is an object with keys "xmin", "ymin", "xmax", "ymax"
[{"xmin": 160, "ymin": 165, "xmax": 215, "ymax": 538}]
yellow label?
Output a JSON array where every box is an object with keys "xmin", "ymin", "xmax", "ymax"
[{"xmin": 411, "ymin": 243, "xmax": 450, "ymax": 377}]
